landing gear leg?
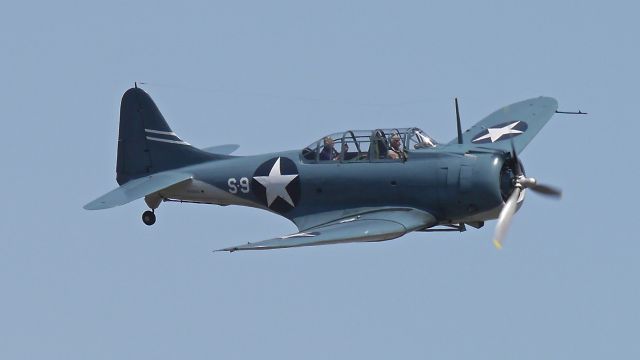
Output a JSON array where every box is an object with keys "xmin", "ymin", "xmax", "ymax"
[
  {"xmin": 142, "ymin": 194, "xmax": 161, "ymax": 226},
  {"xmin": 142, "ymin": 210, "xmax": 156, "ymax": 226}
]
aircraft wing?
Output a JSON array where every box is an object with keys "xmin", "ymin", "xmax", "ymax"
[
  {"xmin": 216, "ymin": 208, "xmax": 437, "ymax": 252},
  {"xmin": 452, "ymin": 97, "xmax": 558, "ymax": 154},
  {"xmin": 84, "ymin": 172, "xmax": 192, "ymax": 210}
]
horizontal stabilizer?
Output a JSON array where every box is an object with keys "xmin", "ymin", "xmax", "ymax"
[
  {"xmin": 216, "ymin": 208, "xmax": 436, "ymax": 252},
  {"xmin": 201, "ymin": 144, "xmax": 240, "ymax": 155},
  {"xmin": 84, "ymin": 172, "xmax": 192, "ymax": 210}
]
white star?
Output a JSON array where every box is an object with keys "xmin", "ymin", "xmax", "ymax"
[
  {"xmin": 253, "ymin": 157, "xmax": 299, "ymax": 207},
  {"xmin": 473, "ymin": 121, "xmax": 523, "ymax": 143}
]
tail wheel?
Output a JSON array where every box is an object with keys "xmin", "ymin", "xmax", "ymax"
[{"xmin": 142, "ymin": 210, "xmax": 156, "ymax": 226}]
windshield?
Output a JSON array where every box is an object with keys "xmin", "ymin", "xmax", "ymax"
[
  {"xmin": 407, "ymin": 128, "xmax": 437, "ymax": 149},
  {"xmin": 302, "ymin": 128, "xmax": 437, "ymax": 163}
]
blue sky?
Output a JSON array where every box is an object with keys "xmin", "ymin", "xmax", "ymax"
[{"xmin": 1, "ymin": 1, "xmax": 638, "ymax": 359}]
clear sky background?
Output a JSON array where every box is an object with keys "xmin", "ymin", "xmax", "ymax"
[{"xmin": 1, "ymin": 1, "xmax": 638, "ymax": 359}]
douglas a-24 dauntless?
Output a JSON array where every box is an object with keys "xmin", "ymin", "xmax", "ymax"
[{"xmin": 85, "ymin": 86, "xmax": 573, "ymax": 251}]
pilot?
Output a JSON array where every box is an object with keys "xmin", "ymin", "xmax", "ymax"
[
  {"xmin": 320, "ymin": 136, "xmax": 339, "ymax": 161},
  {"xmin": 387, "ymin": 134, "xmax": 406, "ymax": 160}
]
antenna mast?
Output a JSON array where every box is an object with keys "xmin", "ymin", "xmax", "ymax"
[{"xmin": 455, "ymin": 98, "xmax": 463, "ymax": 144}]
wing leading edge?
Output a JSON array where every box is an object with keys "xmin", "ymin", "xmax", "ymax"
[{"xmin": 216, "ymin": 208, "xmax": 437, "ymax": 252}]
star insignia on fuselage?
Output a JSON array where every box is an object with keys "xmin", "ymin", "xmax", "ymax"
[
  {"xmin": 252, "ymin": 157, "xmax": 300, "ymax": 211},
  {"xmin": 471, "ymin": 121, "xmax": 528, "ymax": 143}
]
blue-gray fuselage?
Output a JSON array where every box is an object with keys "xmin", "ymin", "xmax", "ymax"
[{"xmin": 162, "ymin": 144, "xmax": 509, "ymax": 229}]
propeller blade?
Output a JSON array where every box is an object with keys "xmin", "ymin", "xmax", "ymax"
[
  {"xmin": 493, "ymin": 187, "xmax": 522, "ymax": 249},
  {"xmin": 529, "ymin": 183, "xmax": 562, "ymax": 198}
]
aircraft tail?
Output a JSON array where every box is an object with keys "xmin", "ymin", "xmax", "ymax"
[{"xmin": 116, "ymin": 87, "xmax": 224, "ymax": 184}]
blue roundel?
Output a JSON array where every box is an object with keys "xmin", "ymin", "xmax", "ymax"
[{"xmin": 471, "ymin": 121, "xmax": 528, "ymax": 144}]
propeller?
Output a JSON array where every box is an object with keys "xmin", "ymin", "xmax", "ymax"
[
  {"xmin": 493, "ymin": 186, "xmax": 521, "ymax": 249},
  {"xmin": 492, "ymin": 141, "xmax": 562, "ymax": 249},
  {"xmin": 525, "ymin": 180, "xmax": 562, "ymax": 198}
]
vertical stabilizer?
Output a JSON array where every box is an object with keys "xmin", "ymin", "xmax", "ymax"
[{"xmin": 116, "ymin": 88, "xmax": 220, "ymax": 184}]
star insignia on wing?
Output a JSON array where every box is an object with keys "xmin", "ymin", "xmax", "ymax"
[
  {"xmin": 253, "ymin": 157, "xmax": 299, "ymax": 207},
  {"xmin": 472, "ymin": 121, "xmax": 524, "ymax": 143}
]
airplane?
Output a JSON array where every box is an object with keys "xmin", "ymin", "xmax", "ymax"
[{"xmin": 85, "ymin": 86, "xmax": 567, "ymax": 251}]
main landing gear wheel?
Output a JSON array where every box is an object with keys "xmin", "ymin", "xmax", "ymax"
[{"xmin": 142, "ymin": 210, "xmax": 156, "ymax": 226}]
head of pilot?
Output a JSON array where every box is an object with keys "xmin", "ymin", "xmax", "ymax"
[
  {"xmin": 323, "ymin": 136, "xmax": 334, "ymax": 148},
  {"xmin": 390, "ymin": 134, "xmax": 402, "ymax": 150}
]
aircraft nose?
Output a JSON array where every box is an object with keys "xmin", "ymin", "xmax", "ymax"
[{"xmin": 472, "ymin": 155, "xmax": 508, "ymax": 210}]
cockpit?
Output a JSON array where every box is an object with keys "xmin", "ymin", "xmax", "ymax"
[{"xmin": 301, "ymin": 128, "xmax": 437, "ymax": 163}]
